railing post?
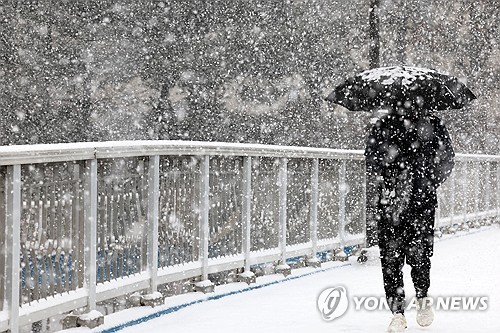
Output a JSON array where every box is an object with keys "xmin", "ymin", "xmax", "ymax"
[
  {"xmin": 196, "ymin": 155, "xmax": 214, "ymax": 292},
  {"xmin": 84, "ymin": 159, "xmax": 98, "ymax": 311},
  {"xmin": 306, "ymin": 159, "xmax": 320, "ymax": 268},
  {"xmin": 279, "ymin": 157, "xmax": 287, "ymax": 264},
  {"xmin": 242, "ymin": 156, "xmax": 252, "ymax": 272},
  {"xmin": 276, "ymin": 158, "xmax": 291, "ymax": 276},
  {"xmin": 338, "ymin": 160, "xmax": 347, "ymax": 248},
  {"xmin": 72, "ymin": 164, "xmax": 82, "ymax": 290},
  {"xmin": 239, "ymin": 156, "xmax": 256, "ymax": 284},
  {"xmin": 5, "ymin": 164, "xmax": 21, "ymax": 333},
  {"xmin": 200, "ymin": 155, "xmax": 209, "ymax": 281},
  {"xmin": 147, "ymin": 155, "xmax": 160, "ymax": 293}
]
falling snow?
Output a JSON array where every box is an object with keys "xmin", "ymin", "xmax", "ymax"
[
  {"xmin": 0, "ymin": 0, "xmax": 499, "ymax": 153},
  {"xmin": 1, "ymin": 1, "xmax": 500, "ymax": 333}
]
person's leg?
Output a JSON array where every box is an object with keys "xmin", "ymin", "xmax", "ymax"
[
  {"xmin": 378, "ymin": 211, "xmax": 407, "ymax": 314},
  {"xmin": 400, "ymin": 190, "xmax": 437, "ymax": 328},
  {"xmin": 411, "ymin": 258, "xmax": 431, "ymax": 298},
  {"xmin": 404, "ymin": 201, "xmax": 435, "ymax": 298}
]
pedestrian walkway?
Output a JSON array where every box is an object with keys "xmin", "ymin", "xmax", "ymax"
[{"xmin": 67, "ymin": 225, "xmax": 500, "ymax": 333}]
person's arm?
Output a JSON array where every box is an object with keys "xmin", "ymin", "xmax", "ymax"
[
  {"xmin": 364, "ymin": 119, "xmax": 384, "ymax": 174},
  {"xmin": 429, "ymin": 116, "xmax": 455, "ymax": 187}
]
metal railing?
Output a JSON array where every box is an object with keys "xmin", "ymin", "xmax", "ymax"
[
  {"xmin": 0, "ymin": 141, "xmax": 366, "ymax": 332},
  {"xmin": 436, "ymin": 154, "xmax": 500, "ymax": 230},
  {"xmin": 0, "ymin": 140, "xmax": 499, "ymax": 332}
]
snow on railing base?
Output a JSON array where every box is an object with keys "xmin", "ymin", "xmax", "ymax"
[
  {"xmin": 140, "ymin": 292, "xmax": 165, "ymax": 307},
  {"xmin": 194, "ymin": 280, "xmax": 215, "ymax": 293},
  {"xmin": 237, "ymin": 271, "xmax": 257, "ymax": 285},
  {"xmin": 274, "ymin": 263, "xmax": 292, "ymax": 277},
  {"xmin": 305, "ymin": 256, "xmax": 322, "ymax": 268},
  {"xmin": 62, "ymin": 310, "xmax": 104, "ymax": 330},
  {"xmin": 127, "ymin": 291, "xmax": 165, "ymax": 308},
  {"xmin": 437, "ymin": 214, "xmax": 499, "ymax": 236},
  {"xmin": 334, "ymin": 248, "xmax": 349, "ymax": 262}
]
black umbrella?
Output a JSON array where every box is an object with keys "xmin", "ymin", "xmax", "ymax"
[{"xmin": 326, "ymin": 66, "xmax": 476, "ymax": 112}]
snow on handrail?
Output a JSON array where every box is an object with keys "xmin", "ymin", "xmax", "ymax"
[
  {"xmin": 454, "ymin": 153, "xmax": 500, "ymax": 162},
  {"xmin": 0, "ymin": 140, "xmax": 498, "ymax": 166},
  {"xmin": 0, "ymin": 140, "xmax": 365, "ymax": 165}
]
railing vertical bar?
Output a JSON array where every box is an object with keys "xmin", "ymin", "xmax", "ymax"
[
  {"xmin": 462, "ymin": 162, "xmax": 468, "ymax": 224},
  {"xmin": 200, "ymin": 155, "xmax": 210, "ymax": 281},
  {"xmin": 103, "ymin": 183, "xmax": 111, "ymax": 282},
  {"xmin": 117, "ymin": 185, "xmax": 125, "ymax": 278},
  {"xmin": 485, "ymin": 162, "xmax": 491, "ymax": 215},
  {"xmin": 5, "ymin": 164, "xmax": 21, "ymax": 333},
  {"xmin": 310, "ymin": 159, "xmax": 319, "ymax": 258},
  {"xmin": 474, "ymin": 162, "xmax": 479, "ymax": 222},
  {"xmin": 436, "ymin": 203, "xmax": 441, "ymax": 229},
  {"xmin": 361, "ymin": 162, "xmax": 367, "ymax": 247},
  {"xmin": 121, "ymin": 181, "xmax": 130, "ymax": 277},
  {"xmin": 84, "ymin": 159, "xmax": 98, "ymax": 311},
  {"xmin": 242, "ymin": 156, "xmax": 252, "ymax": 272},
  {"xmin": 147, "ymin": 155, "xmax": 160, "ymax": 292},
  {"xmin": 450, "ymin": 168, "xmax": 456, "ymax": 227},
  {"xmin": 279, "ymin": 158, "xmax": 288, "ymax": 265},
  {"xmin": 339, "ymin": 159, "xmax": 347, "ymax": 248},
  {"xmin": 62, "ymin": 176, "xmax": 71, "ymax": 292},
  {"xmin": 97, "ymin": 188, "xmax": 106, "ymax": 283}
]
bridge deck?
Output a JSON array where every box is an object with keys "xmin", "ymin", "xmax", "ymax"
[{"xmin": 66, "ymin": 225, "xmax": 500, "ymax": 333}]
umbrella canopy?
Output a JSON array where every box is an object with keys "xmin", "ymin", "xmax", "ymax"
[{"xmin": 326, "ymin": 66, "xmax": 476, "ymax": 112}]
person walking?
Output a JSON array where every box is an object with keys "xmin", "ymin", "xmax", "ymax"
[
  {"xmin": 364, "ymin": 107, "xmax": 455, "ymax": 332},
  {"xmin": 326, "ymin": 66, "xmax": 475, "ymax": 332}
]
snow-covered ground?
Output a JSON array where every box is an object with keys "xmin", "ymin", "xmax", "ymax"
[{"xmin": 61, "ymin": 225, "xmax": 500, "ymax": 333}]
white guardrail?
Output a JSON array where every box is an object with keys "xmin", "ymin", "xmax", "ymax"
[{"xmin": 0, "ymin": 140, "xmax": 499, "ymax": 332}]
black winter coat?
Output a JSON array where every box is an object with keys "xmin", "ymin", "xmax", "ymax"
[{"xmin": 365, "ymin": 111, "xmax": 454, "ymax": 221}]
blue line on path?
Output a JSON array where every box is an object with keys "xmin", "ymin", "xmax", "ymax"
[
  {"xmin": 100, "ymin": 262, "xmax": 351, "ymax": 333},
  {"xmin": 100, "ymin": 226, "xmax": 497, "ymax": 332}
]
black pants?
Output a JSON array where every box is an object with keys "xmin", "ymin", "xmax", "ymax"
[{"xmin": 377, "ymin": 193, "xmax": 436, "ymax": 314}]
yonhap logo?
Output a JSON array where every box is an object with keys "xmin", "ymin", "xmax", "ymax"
[{"xmin": 317, "ymin": 286, "xmax": 349, "ymax": 321}]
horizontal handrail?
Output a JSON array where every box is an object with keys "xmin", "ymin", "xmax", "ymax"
[
  {"xmin": 1, "ymin": 140, "xmax": 498, "ymax": 166},
  {"xmin": 0, "ymin": 140, "xmax": 365, "ymax": 165}
]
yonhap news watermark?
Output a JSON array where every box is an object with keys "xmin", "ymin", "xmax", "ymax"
[
  {"xmin": 317, "ymin": 286, "xmax": 489, "ymax": 321},
  {"xmin": 349, "ymin": 295, "xmax": 489, "ymax": 312}
]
